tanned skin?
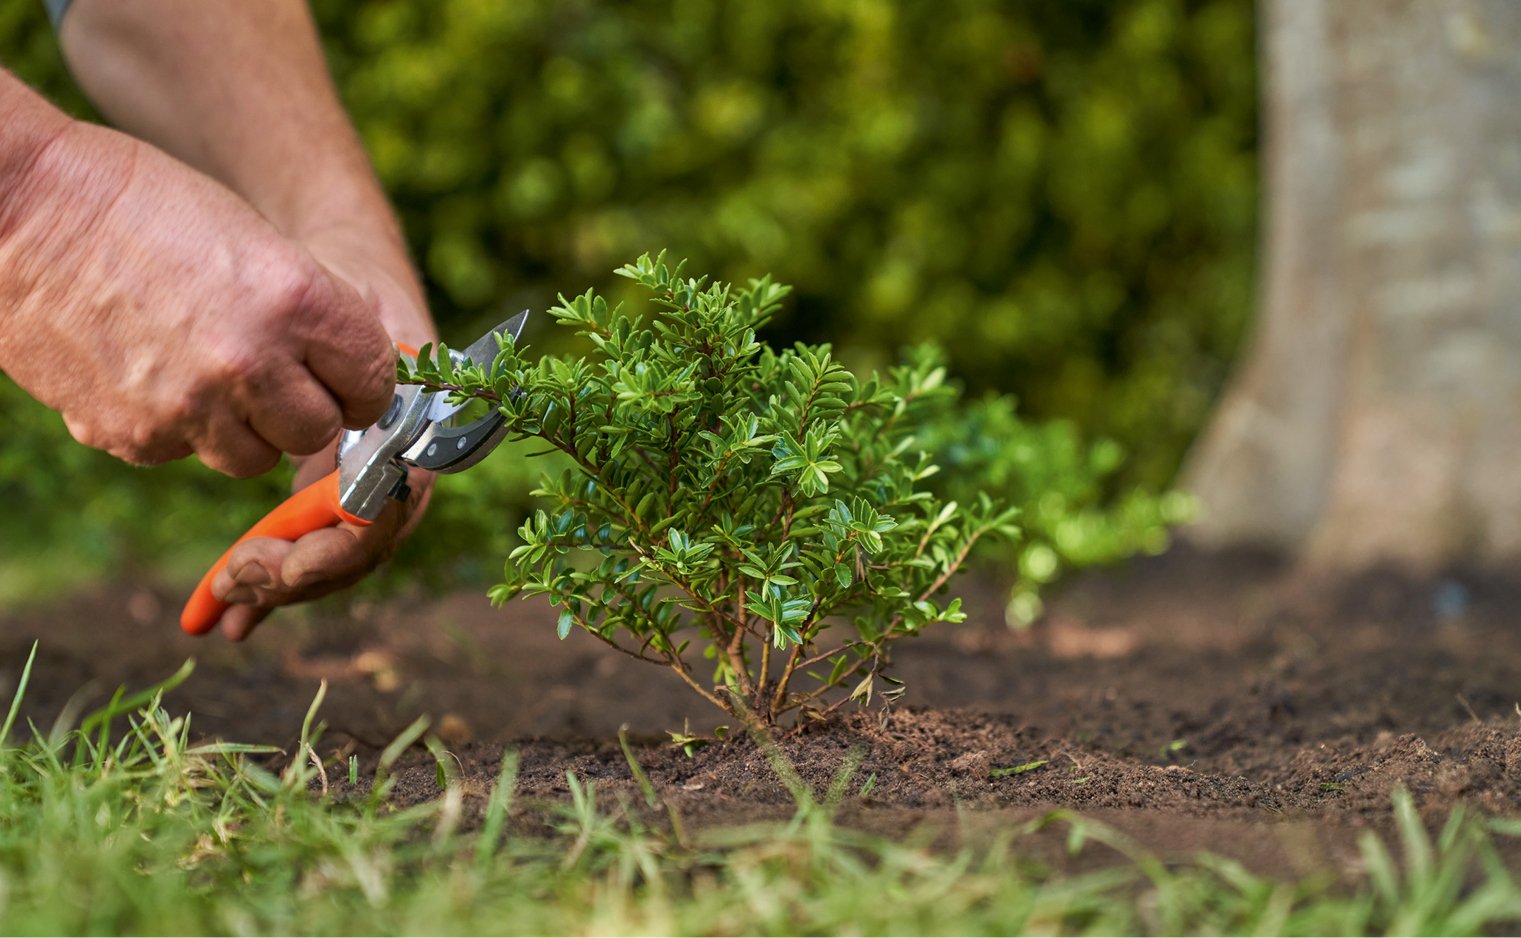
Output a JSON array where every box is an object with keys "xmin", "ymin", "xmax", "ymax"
[{"xmin": 0, "ymin": 1, "xmax": 437, "ymax": 639}]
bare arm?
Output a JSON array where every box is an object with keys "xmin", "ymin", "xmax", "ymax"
[
  {"xmin": 57, "ymin": 0, "xmax": 434, "ymax": 349},
  {"xmin": 0, "ymin": 71, "xmax": 69, "ymax": 193},
  {"xmin": 33, "ymin": 1, "xmax": 441, "ymax": 639}
]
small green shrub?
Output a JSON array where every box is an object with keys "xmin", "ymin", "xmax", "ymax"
[
  {"xmin": 911, "ymin": 356, "xmax": 1195, "ymax": 623},
  {"xmin": 404, "ymin": 254, "xmax": 1019, "ymax": 727}
]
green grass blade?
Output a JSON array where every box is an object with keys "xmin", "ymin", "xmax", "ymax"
[
  {"xmin": 475, "ymin": 750, "xmax": 520, "ymax": 872},
  {"xmin": 618, "ymin": 723, "xmax": 659, "ymax": 809},
  {"xmin": 77, "ymin": 658, "xmax": 195, "ymax": 738},
  {"xmin": 0, "ymin": 640, "xmax": 38, "ymax": 751}
]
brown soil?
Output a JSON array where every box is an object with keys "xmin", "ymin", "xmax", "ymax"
[{"xmin": 5, "ymin": 544, "xmax": 1521, "ymax": 876}]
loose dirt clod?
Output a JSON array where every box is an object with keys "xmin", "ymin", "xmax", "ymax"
[{"xmin": 436, "ymin": 713, "xmax": 472, "ymax": 745}]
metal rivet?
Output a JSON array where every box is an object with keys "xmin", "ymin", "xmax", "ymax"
[
  {"xmin": 457, "ymin": 437, "xmax": 467, "ymax": 450},
  {"xmin": 376, "ymin": 394, "xmax": 403, "ymax": 430},
  {"xmin": 426, "ymin": 443, "xmax": 438, "ymax": 457}
]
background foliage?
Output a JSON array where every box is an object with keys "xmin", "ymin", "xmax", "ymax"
[{"xmin": 0, "ymin": 0, "xmax": 1255, "ymax": 600}]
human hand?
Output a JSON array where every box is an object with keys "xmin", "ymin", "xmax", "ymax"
[
  {"xmin": 0, "ymin": 120, "xmax": 397, "ymax": 477},
  {"xmin": 201, "ymin": 218, "xmax": 439, "ymax": 641},
  {"xmin": 205, "ymin": 446, "xmax": 434, "ymax": 641}
]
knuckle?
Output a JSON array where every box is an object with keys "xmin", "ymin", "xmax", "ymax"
[
  {"xmin": 69, "ymin": 411, "xmax": 192, "ymax": 467},
  {"xmin": 254, "ymin": 244, "xmax": 323, "ymax": 320},
  {"xmin": 125, "ymin": 423, "xmax": 179, "ymax": 466},
  {"xmin": 359, "ymin": 343, "xmax": 397, "ymax": 398},
  {"xmin": 196, "ymin": 335, "xmax": 276, "ymax": 401},
  {"xmin": 63, "ymin": 415, "xmax": 102, "ymax": 450},
  {"xmin": 159, "ymin": 395, "xmax": 202, "ymax": 434},
  {"xmin": 343, "ymin": 347, "xmax": 397, "ymax": 425},
  {"xmin": 203, "ymin": 339, "xmax": 270, "ymax": 391},
  {"xmin": 274, "ymin": 262, "xmax": 323, "ymax": 319}
]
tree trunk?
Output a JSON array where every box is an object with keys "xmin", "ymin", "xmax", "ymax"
[{"xmin": 1184, "ymin": 0, "xmax": 1521, "ymax": 571}]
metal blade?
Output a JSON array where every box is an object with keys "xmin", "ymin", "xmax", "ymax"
[
  {"xmin": 425, "ymin": 309, "xmax": 531, "ymax": 422},
  {"xmin": 406, "ymin": 308, "xmax": 531, "ymax": 473},
  {"xmin": 460, "ymin": 308, "xmax": 530, "ymax": 366}
]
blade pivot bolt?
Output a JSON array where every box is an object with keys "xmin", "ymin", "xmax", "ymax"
[{"xmin": 377, "ymin": 394, "xmax": 403, "ymax": 430}]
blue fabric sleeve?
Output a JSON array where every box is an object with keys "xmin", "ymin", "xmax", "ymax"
[{"xmin": 44, "ymin": 0, "xmax": 73, "ymax": 27}]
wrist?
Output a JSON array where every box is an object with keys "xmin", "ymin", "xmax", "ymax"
[
  {"xmin": 0, "ymin": 115, "xmax": 137, "ymax": 267},
  {"xmin": 0, "ymin": 74, "xmax": 76, "ymax": 235},
  {"xmin": 0, "ymin": 115, "xmax": 138, "ymax": 386}
]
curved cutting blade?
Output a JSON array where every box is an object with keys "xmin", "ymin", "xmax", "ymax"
[
  {"xmin": 407, "ymin": 309, "xmax": 530, "ymax": 472},
  {"xmin": 465, "ymin": 308, "xmax": 530, "ymax": 363},
  {"xmin": 425, "ymin": 309, "xmax": 531, "ymax": 423}
]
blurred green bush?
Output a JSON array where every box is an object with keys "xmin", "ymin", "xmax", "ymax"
[
  {"xmin": 0, "ymin": 0, "xmax": 1254, "ymax": 599},
  {"xmin": 308, "ymin": 0, "xmax": 1257, "ymax": 486}
]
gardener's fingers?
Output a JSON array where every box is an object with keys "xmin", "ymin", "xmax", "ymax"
[
  {"xmin": 294, "ymin": 268, "xmax": 397, "ymax": 430},
  {"xmin": 211, "ymin": 524, "xmax": 381, "ymax": 625},
  {"xmin": 212, "ymin": 479, "xmax": 414, "ymax": 637},
  {"xmin": 218, "ymin": 604, "xmax": 272, "ymax": 643},
  {"xmin": 209, "ymin": 490, "xmax": 432, "ymax": 642},
  {"xmin": 218, "ymin": 527, "xmax": 369, "ymax": 597},
  {"xmin": 211, "ymin": 527, "xmax": 374, "ymax": 642}
]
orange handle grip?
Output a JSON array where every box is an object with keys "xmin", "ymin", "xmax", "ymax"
[{"xmin": 180, "ymin": 469, "xmax": 371, "ymax": 635}]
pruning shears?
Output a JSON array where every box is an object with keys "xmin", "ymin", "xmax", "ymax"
[{"xmin": 179, "ymin": 310, "xmax": 529, "ymax": 635}]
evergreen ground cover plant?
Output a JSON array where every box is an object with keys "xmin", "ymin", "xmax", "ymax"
[{"xmin": 405, "ymin": 254, "xmax": 1020, "ymax": 728}]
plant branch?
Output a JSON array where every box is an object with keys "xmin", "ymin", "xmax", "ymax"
[
  {"xmin": 666, "ymin": 652, "xmax": 733, "ymax": 717},
  {"xmin": 399, "ymin": 378, "xmax": 502, "ymax": 404},
  {"xmin": 769, "ymin": 643, "xmax": 805, "ymax": 714},
  {"xmin": 885, "ymin": 525, "xmax": 991, "ymax": 634},
  {"xmin": 775, "ymin": 653, "xmax": 874, "ymax": 716},
  {"xmin": 798, "ymin": 640, "xmax": 862, "ymax": 671}
]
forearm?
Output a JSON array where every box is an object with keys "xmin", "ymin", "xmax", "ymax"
[
  {"xmin": 56, "ymin": 0, "xmax": 432, "ymax": 345},
  {"xmin": 0, "ymin": 69, "xmax": 136, "ymax": 365},
  {"xmin": 59, "ymin": 0, "xmax": 377, "ymax": 233}
]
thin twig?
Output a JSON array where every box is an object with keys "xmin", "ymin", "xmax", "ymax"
[
  {"xmin": 666, "ymin": 655, "xmax": 733, "ymax": 716},
  {"xmin": 798, "ymin": 640, "xmax": 861, "ymax": 671},
  {"xmin": 770, "ymin": 644, "xmax": 804, "ymax": 714},
  {"xmin": 883, "ymin": 526, "xmax": 989, "ymax": 635},
  {"xmin": 574, "ymin": 614, "xmax": 666, "ymax": 666}
]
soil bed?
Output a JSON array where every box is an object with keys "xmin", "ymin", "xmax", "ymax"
[{"xmin": 5, "ymin": 545, "xmax": 1521, "ymax": 876}]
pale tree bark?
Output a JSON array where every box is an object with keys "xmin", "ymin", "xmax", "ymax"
[{"xmin": 1184, "ymin": 0, "xmax": 1521, "ymax": 571}]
